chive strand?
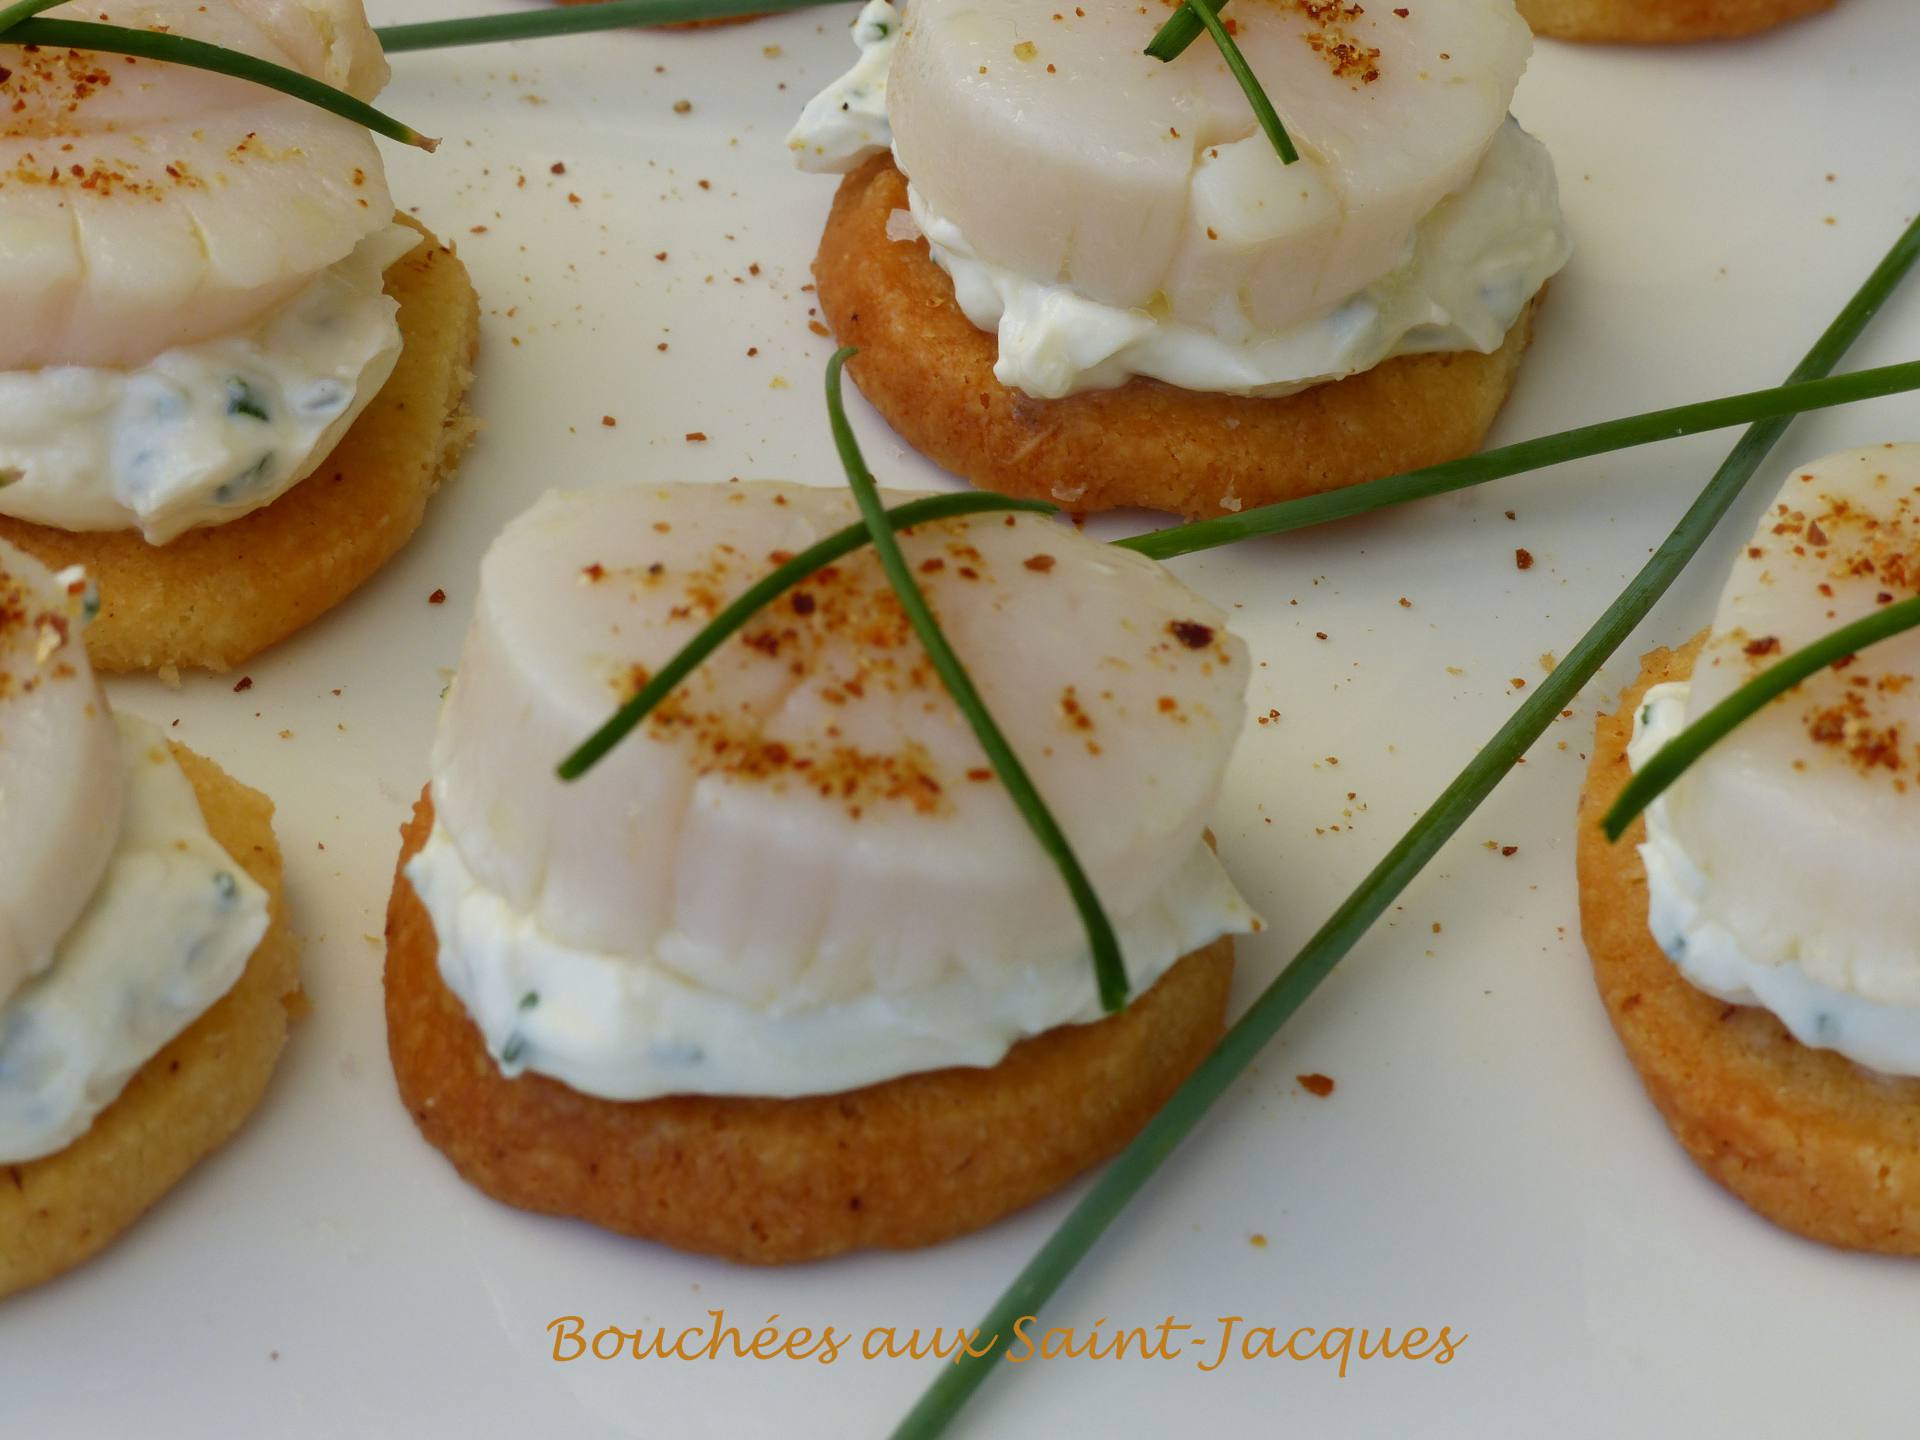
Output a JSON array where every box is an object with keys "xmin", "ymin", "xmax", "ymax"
[
  {"xmin": 890, "ymin": 212, "xmax": 1920, "ymax": 1440},
  {"xmin": 3, "ymin": 19, "xmax": 437, "ymax": 149},
  {"xmin": 1145, "ymin": 0, "xmax": 1219, "ymax": 63},
  {"xmin": 376, "ymin": 0, "xmax": 838, "ymax": 53},
  {"xmin": 0, "ymin": 0, "xmax": 67, "ymax": 35},
  {"xmin": 1182, "ymin": 0, "xmax": 1296, "ymax": 164},
  {"xmin": 563, "ymin": 360, "xmax": 1920, "ymax": 780},
  {"xmin": 826, "ymin": 349, "xmax": 1130, "ymax": 1014},
  {"xmin": 1603, "ymin": 595, "xmax": 1920, "ymax": 840},
  {"xmin": 1120, "ymin": 361, "xmax": 1920, "ymax": 562},
  {"xmin": 557, "ymin": 491, "xmax": 1054, "ymax": 780}
]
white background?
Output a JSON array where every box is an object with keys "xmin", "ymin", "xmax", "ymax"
[{"xmin": 6, "ymin": 0, "xmax": 1920, "ymax": 1434}]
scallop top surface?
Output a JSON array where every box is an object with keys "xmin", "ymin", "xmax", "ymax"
[
  {"xmin": 0, "ymin": 0, "xmax": 394, "ymax": 370},
  {"xmin": 1670, "ymin": 443, "xmax": 1920, "ymax": 1005},
  {"xmin": 0, "ymin": 540, "xmax": 122, "ymax": 1008},
  {"xmin": 429, "ymin": 482, "xmax": 1248, "ymax": 1008},
  {"xmin": 888, "ymin": 0, "xmax": 1532, "ymax": 334}
]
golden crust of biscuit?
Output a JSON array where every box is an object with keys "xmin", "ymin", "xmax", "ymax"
[
  {"xmin": 384, "ymin": 788, "xmax": 1234, "ymax": 1263},
  {"xmin": 0, "ymin": 744, "xmax": 302, "ymax": 1300},
  {"xmin": 1517, "ymin": 0, "xmax": 1835, "ymax": 42},
  {"xmin": 0, "ymin": 215, "xmax": 481, "ymax": 675},
  {"xmin": 813, "ymin": 155, "xmax": 1539, "ymax": 519},
  {"xmin": 1577, "ymin": 636, "xmax": 1920, "ymax": 1255}
]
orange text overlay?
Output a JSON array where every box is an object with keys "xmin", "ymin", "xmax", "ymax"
[{"xmin": 546, "ymin": 1311, "xmax": 1467, "ymax": 1376}]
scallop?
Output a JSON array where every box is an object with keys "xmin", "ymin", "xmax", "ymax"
[
  {"xmin": 0, "ymin": 540, "xmax": 123, "ymax": 1006},
  {"xmin": 887, "ymin": 0, "xmax": 1532, "ymax": 336},
  {"xmin": 429, "ymin": 482, "xmax": 1249, "ymax": 1009},
  {"xmin": 1663, "ymin": 444, "xmax": 1920, "ymax": 1007},
  {"xmin": 0, "ymin": 0, "xmax": 395, "ymax": 370}
]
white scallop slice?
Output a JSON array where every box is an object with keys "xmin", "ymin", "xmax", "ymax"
[
  {"xmin": 1662, "ymin": 443, "xmax": 1920, "ymax": 1007},
  {"xmin": 887, "ymin": 0, "xmax": 1531, "ymax": 333},
  {"xmin": 430, "ymin": 482, "xmax": 1248, "ymax": 1010},
  {"xmin": 0, "ymin": 539, "xmax": 123, "ymax": 1007},
  {"xmin": 0, "ymin": 0, "xmax": 394, "ymax": 369}
]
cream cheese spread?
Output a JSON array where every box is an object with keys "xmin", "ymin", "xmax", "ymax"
[
  {"xmin": 408, "ymin": 822, "xmax": 1256, "ymax": 1100},
  {"xmin": 911, "ymin": 117, "xmax": 1568, "ymax": 400},
  {"xmin": 0, "ymin": 714, "xmax": 270, "ymax": 1164},
  {"xmin": 0, "ymin": 223, "xmax": 420, "ymax": 546},
  {"xmin": 787, "ymin": 0, "xmax": 900, "ymax": 175}
]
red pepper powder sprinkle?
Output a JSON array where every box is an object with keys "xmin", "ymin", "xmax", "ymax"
[{"xmin": 0, "ymin": 561, "xmax": 87, "ymax": 701}]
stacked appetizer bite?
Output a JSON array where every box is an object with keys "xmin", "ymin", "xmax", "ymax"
[
  {"xmin": 385, "ymin": 481, "xmax": 1259, "ymax": 1261},
  {"xmin": 1516, "ymin": 0, "xmax": 1835, "ymax": 44},
  {"xmin": 1579, "ymin": 444, "xmax": 1920, "ymax": 1253},
  {"xmin": 790, "ymin": 0, "xmax": 1569, "ymax": 516},
  {"xmin": 0, "ymin": 0, "xmax": 480, "ymax": 674},
  {"xmin": 0, "ymin": 540, "xmax": 299, "ymax": 1298}
]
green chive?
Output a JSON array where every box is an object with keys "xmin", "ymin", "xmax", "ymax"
[
  {"xmin": 1120, "ymin": 361, "xmax": 1920, "ymax": 562},
  {"xmin": 889, "ymin": 212, "xmax": 1920, "ymax": 1440},
  {"xmin": 826, "ymin": 348, "xmax": 1129, "ymax": 1015},
  {"xmin": 559, "ymin": 357, "xmax": 1920, "ymax": 785},
  {"xmin": 376, "ymin": 0, "xmax": 838, "ymax": 54},
  {"xmin": 3, "ymin": 19, "xmax": 438, "ymax": 151},
  {"xmin": 1181, "ymin": 0, "xmax": 1296, "ymax": 165},
  {"xmin": 0, "ymin": 0, "xmax": 68, "ymax": 35},
  {"xmin": 226, "ymin": 378, "xmax": 271, "ymax": 423},
  {"xmin": 558, "ymin": 491, "xmax": 1056, "ymax": 781},
  {"xmin": 1145, "ymin": 0, "xmax": 1220, "ymax": 63},
  {"xmin": 1603, "ymin": 594, "xmax": 1920, "ymax": 841}
]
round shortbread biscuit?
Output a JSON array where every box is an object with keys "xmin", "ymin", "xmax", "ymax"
[
  {"xmin": 1518, "ymin": 0, "xmax": 1835, "ymax": 43},
  {"xmin": 384, "ymin": 788, "xmax": 1235, "ymax": 1264},
  {"xmin": 812, "ymin": 154, "xmax": 1541, "ymax": 519},
  {"xmin": 0, "ymin": 215, "xmax": 481, "ymax": 675},
  {"xmin": 0, "ymin": 743, "xmax": 302, "ymax": 1299},
  {"xmin": 1576, "ymin": 637, "xmax": 1920, "ymax": 1255}
]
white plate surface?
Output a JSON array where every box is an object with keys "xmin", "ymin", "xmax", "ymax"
[{"xmin": 7, "ymin": 2, "xmax": 1920, "ymax": 1435}]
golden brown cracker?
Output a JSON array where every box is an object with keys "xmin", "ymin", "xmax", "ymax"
[
  {"xmin": 0, "ymin": 216, "xmax": 481, "ymax": 674},
  {"xmin": 1518, "ymin": 0, "xmax": 1835, "ymax": 42},
  {"xmin": 813, "ymin": 154, "xmax": 1539, "ymax": 519},
  {"xmin": 385, "ymin": 787, "xmax": 1235, "ymax": 1263},
  {"xmin": 0, "ymin": 744, "xmax": 302, "ymax": 1299},
  {"xmin": 1577, "ymin": 637, "xmax": 1920, "ymax": 1254}
]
